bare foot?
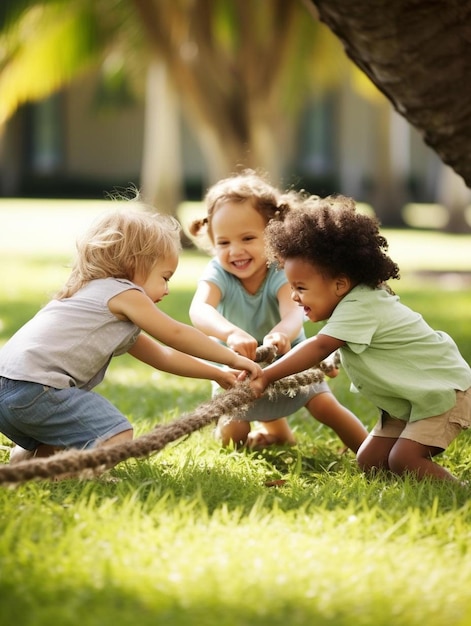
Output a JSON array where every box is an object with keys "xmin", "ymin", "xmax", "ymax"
[
  {"xmin": 246, "ymin": 430, "xmax": 296, "ymax": 450},
  {"xmin": 246, "ymin": 431, "xmax": 279, "ymax": 449}
]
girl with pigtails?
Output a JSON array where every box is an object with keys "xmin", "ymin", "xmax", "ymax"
[{"xmin": 189, "ymin": 170, "xmax": 367, "ymax": 452}]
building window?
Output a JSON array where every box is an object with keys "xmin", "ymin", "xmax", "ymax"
[{"xmin": 25, "ymin": 94, "xmax": 63, "ymax": 175}]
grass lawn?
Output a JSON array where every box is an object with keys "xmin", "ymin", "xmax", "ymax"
[{"xmin": 0, "ymin": 199, "xmax": 471, "ymax": 626}]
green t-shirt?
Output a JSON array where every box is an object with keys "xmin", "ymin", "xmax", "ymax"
[
  {"xmin": 199, "ymin": 258, "xmax": 305, "ymax": 347},
  {"xmin": 319, "ymin": 284, "xmax": 471, "ymax": 421}
]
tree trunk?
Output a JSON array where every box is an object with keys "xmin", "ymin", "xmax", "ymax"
[
  {"xmin": 436, "ymin": 165, "xmax": 471, "ymax": 232},
  {"xmin": 140, "ymin": 61, "xmax": 182, "ymax": 215},
  {"xmin": 310, "ymin": 0, "xmax": 471, "ymax": 192},
  {"xmin": 370, "ymin": 104, "xmax": 410, "ymax": 226},
  {"xmin": 131, "ymin": 0, "xmax": 313, "ymax": 188}
]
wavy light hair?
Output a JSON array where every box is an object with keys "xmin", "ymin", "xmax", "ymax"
[
  {"xmin": 56, "ymin": 205, "xmax": 182, "ymax": 299},
  {"xmin": 189, "ymin": 169, "xmax": 301, "ymax": 252}
]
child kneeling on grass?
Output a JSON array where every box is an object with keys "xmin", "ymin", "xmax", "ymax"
[
  {"xmin": 0, "ymin": 202, "xmax": 262, "ymax": 463},
  {"xmin": 249, "ymin": 193, "xmax": 471, "ymax": 482}
]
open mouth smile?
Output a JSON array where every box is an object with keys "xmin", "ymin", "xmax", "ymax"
[{"xmin": 231, "ymin": 259, "xmax": 251, "ymax": 270}]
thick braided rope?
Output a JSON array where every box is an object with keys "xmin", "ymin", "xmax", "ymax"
[
  {"xmin": 257, "ymin": 345, "xmax": 340, "ymax": 373},
  {"xmin": 0, "ymin": 347, "xmax": 336, "ymax": 485}
]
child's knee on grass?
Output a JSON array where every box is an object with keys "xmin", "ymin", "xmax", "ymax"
[
  {"xmin": 99, "ymin": 428, "xmax": 133, "ymax": 447},
  {"xmin": 247, "ymin": 419, "xmax": 297, "ymax": 448},
  {"xmin": 258, "ymin": 418, "xmax": 296, "ymax": 445},
  {"xmin": 387, "ymin": 438, "xmax": 446, "ymax": 476},
  {"xmin": 215, "ymin": 418, "xmax": 250, "ymax": 447},
  {"xmin": 216, "ymin": 417, "xmax": 296, "ymax": 448},
  {"xmin": 356, "ymin": 435, "xmax": 395, "ymax": 472}
]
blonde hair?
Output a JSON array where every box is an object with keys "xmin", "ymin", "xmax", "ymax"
[
  {"xmin": 56, "ymin": 205, "xmax": 182, "ymax": 299},
  {"xmin": 189, "ymin": 169, "xmax": 298, "ymax": 252}
]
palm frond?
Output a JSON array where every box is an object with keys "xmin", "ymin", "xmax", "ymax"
[{"xmin": 0, "ymin": 3, "xmax": 102, "ymax": 123}]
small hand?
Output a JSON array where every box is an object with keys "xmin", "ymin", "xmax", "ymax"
[
  {"xmin": 319, "ymin": 351, "xmax": 341, "ymax": 378},
  {"xmin": 215, "ymin": 370, "xmax": 239, "ymax": 390},
  {"xmin": 263, "ymin": 332, "xmax": 291, "ymax": 356},
  {"xmin": 248, "ymin": 372, "xmax": 268, "ymax": 398},
  {"xmin": 227, "ymin": 329, "xmax": 258, "ymax": 360},
  {"xmin": 325, "ymin": 367, "xmax": 339, "ymax": 379},
  {"xmin": 232, "ymin": 355, "xmax": 263, "ymax": 381}
]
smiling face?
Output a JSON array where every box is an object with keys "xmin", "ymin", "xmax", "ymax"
[
  {"xmin": 211, "ymin": 200, "xmax": 268, "ymax": 293},
  {"xmin": 133, "ymin": 253, "xmax": 179, "ymax": 303},
  {"xmin": 283, "ymin": 257, "xmax": 351, "ymax": 322}
]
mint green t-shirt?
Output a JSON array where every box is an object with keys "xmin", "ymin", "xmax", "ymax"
[
  {"xmin": 199, "ymin": 258, "xmax": 306, "ymax": 347},
  {"xmin": 319, "ymin": 284, "xmax": 471, "ymax": 422}
]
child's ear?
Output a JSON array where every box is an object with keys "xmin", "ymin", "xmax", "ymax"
[{"xmin": 335, "ymin": 275, "xmax": 352, "ymax": 297}]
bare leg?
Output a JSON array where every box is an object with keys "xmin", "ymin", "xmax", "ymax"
[
  {"xmin": 357, "ymin": 434, "xmax": 397, "ymax": 472},
  {"xmin": 388, "ymin": 438, "xmax": 456, "ymax": 481},
  {"xmin": 216, "ymin": 416, "xmax": 295, "ymax": 448},
  {"xmin": 215, "ymin": 418, "xmax": 251, "ymax": 447},
  {"xmin": 247, "ymin": 418, "xmax": 296, "ymax": 448},
  {"xmin": 357, "ymin": 435, "xmax": 457, "ymax": 481},
  {"xmin": 306, "ymin": 393, "xmax": 368, "ymax": 453},
  {"xmin": 97, "ymin": 429, "xmax": 133, "ymax": 448},
  {"xmin": 9, "ymin": 429, "xmax": 133, "ymax": 465},
  {"xmin": 94, "ymin": 429, "xmax": 134, "ymax": 472}
]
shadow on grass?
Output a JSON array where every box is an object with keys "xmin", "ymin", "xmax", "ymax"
[{"xmin": 0, "ymin": 576, "xmax": 383, "ymax": 626}]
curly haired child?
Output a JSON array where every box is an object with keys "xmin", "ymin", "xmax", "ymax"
[
  {"xmin": 188, "ymin": 171, "xmax": 367, "ymax": 451},
  {"xmin": 0, "ymin": 203, "xmax": 262, "ymax": 463},
  {"xmin": 249, "ymin": 194, "xmax": 471, "ymax": 482}
]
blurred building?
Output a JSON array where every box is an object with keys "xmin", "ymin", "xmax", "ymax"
[{"xmin": 0, "ymin": 67, "xmax": 469, "ymax": 230}]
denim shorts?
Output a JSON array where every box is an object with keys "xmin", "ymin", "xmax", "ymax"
[{"xmin": 0, "ymin": 377, "xmax": 132, "ymax": 451}]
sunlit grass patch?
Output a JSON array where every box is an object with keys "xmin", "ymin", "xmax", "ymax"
[{"xmin": 1, "ymin": 461, "xmax": 471, "ymax": 626}]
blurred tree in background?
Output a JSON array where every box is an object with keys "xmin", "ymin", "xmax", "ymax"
[
  {"xmin": 0, "ymin": 0, "xmax": 469, "ymax": 230},
  {"xmin": 0, "ymin": 0, "xmax": 349, "ymax": 211}
]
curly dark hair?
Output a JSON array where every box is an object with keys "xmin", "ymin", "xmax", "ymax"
[{"xmin": 265, "ymin": 195, "xmax": 400, "ymax": 288}]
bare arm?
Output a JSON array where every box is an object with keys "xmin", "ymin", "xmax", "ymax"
[
  {"xmin": 109, "ymin": 289, "xmax": 262, "ymax": 380},
  {"xmin": 250, "ymin": 333, "xmax": 345, "ymax": 395},
  {"xmin": 128, "ymin": 334, "xmax": 240, "ymax": 389},
  {"xmin": 190, "ymin": 280, "xmax": 258, "ymax": 359},
  {"xmin": 263, "ymin": 283, "xmax": 304, "ymax": 356}
]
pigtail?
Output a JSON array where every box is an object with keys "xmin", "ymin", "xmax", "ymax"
[
  {"xmin": 188, "ymin": 217, "xmax": 208, "ymax": 238},
  {"xmin": 272, "ymin": 190, "xmax": 300, "ymax": 221},
  {"xmin": 273, "ymin": 202, "xmax": 290, "ymax": 221},
  {"xmin": 188, "ymin": 216, "xmax": 214, "ymax": 254}
]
